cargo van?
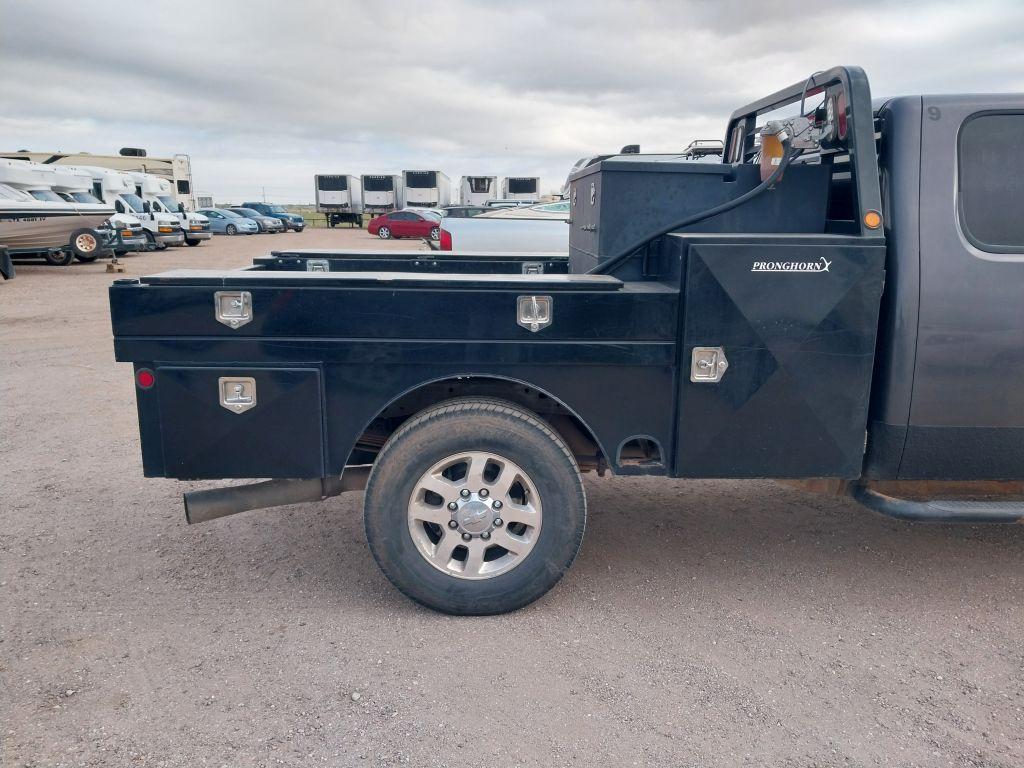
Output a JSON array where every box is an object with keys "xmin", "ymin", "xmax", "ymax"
[
  {"xmin": 127, "ymin": 171, "xmax": 210, "ymax": 246},
  {"xmin": 79, "ymin": 166, "xmax": 184, "ymax": 249},
  {"xmin": 51, "ymin": 166, "xmax": 147, "ymax": 255}
]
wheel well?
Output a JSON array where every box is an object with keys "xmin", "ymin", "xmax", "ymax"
[{"xmin": 346, "ymin": 377, "xmax": 606, "ymax": 472}]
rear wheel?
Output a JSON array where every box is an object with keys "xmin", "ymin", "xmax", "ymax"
[
  {"xmin": 377, "ymin": 226, "xmax": 391, "ymax": 239},
  {"xmin": 226, "ymin": 224, "xmax": 238, "ymax": 236},
  {"xmin": 69, "ymin": 228, "xmax": 102, "ymax": 262},
  {"xmin": 186, "ymin": 238, "xmax": 201, "ymax": 247},
  {"xmin": 364, "ymin": 397, "xmax": 586, "ymax": 615},
  {"xmin": 43, "ymin": 249, "xmax": 74, "ymax": 266},
  {"xmin": 430, "ymin": 226, "xmax": 440, "ymax": 241}
]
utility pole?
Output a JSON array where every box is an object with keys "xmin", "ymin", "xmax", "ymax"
[{"xmin": 262, "ymin": 186, "xmax": 267, "ymax": 203}]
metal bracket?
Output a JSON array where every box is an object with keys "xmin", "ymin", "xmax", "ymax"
[
  {"xmin": 521, "ymin": 261, "xmax": 544, "ymax": 275},
  {"xmin": 219, "ymin": 377, "xmax": 257, "ymax": 413},
  {"xmin": 214, "ymin": 291, "xmax": 252, "ymax": 329},
  {"xmin": 517, "ymin": 295, "xmax": 553, "ymax": 333},
  {"xmin": 690, "ymin": 346, "xmax": 729, "ymax": 383},
  {"xmin": 306, "ymin": 259, "xmax": 329, "ymax": 272}
]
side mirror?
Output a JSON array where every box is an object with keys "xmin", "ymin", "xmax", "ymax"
[
  {"xmin": 178, "ymin": 202, "xmax": 186, "ymax": 213},
  {"xmin": 142, "ymin": 201, "xmax": 151, "ymax": 213}
]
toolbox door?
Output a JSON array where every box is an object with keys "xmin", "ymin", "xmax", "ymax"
[
  {"xmin": 675, "ymin": 240, "xmax": 885, "ymax": 479},
  {"xmin": 154, "ymin": 366, "xmax": 325, "ymax": 479}
]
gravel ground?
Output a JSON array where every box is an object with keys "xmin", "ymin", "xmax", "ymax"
[{"xmin": 2, "ymin": 230, "xmax": 1023, "ymax": 767}]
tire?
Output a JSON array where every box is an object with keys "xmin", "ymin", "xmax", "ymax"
[
  {"xmin": 144, "ymin": 231, "xmax": 166, "ymax": 251},
  {"xmin": 364, "ymin": 397, "xmax": 586, "ymax": 615},
  {"xmin": 186, "ymin": 238, "xmax": 201, "ymax": 247},
  {"xmin": 226, "ymin": 224, "xmax": 238, "ymax": 236},
  {"xmin": 69, "ymin": 228, "xmax": 102, "ymax": 261},
  {"xmin": 377, "ymin": 226, "xmax": 391, "ymax": 239},
  {"xmin": 43, "ymin": 249, "xmax": 74, "ymax": 266},
  {"xmin": 430, "ymin": 227, "xmax": 440, "ymax": 241}
]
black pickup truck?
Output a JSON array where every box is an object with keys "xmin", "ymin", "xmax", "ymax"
[{"xmin": 109, "ymin": 67, "xmax": 1024, "ymax": 615}]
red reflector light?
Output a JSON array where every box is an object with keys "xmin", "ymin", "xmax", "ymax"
[
  {"xmin": 439, "ymin": 228, "xmax": 452, "ymax": 251},
  {"xmin": 136, "ymin": 369, "xmax": 155, "ymax": 389}
]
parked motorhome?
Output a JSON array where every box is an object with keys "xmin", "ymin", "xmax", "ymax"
[
  {"xmin": 79, "ymin": 166, "xmax": 184, "ymax": 249},
  {"xmin": 0, "ymin": 149, "xmax": 196, "ymax": 209},
  {"xmin": 402, "ymin": 170, "xmax": 451, "ymax": 208},
  {"xmin": 128, "ymin": 172, "xmax": 210, "ymax": 246},
  {"xmin": 459, "ymin": 175, "xmax": 498, "ymax": 206},
  {"xmin": 361, "ymin": 175, "xmax": 403, "ymax": 214},
  {"xmin": 501, "ymin": 176, "xmax": 540, "ymax": 200},
  {"xmin": 315, "ymin": 174, "xmax": 364, "ymax": 227},
  {"xmin": 0, "ymin": 159, "xmax": 115, "ymax": 265},
  {"xmin": 51, "ymin": 166, "xmax": 147, "ymax": 255}
]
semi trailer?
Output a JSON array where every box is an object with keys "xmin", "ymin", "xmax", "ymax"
[{"xmin": 315, "ymin": 174, "xmax": 364, "ymax": 227}]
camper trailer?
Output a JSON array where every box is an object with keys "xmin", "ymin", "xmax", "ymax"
[
  {"xmin": 459, "ymin": 175, "xmax": 498, "ymax": 206},
  {"xmin": 361, "ymin": 175, "xmax": 403, "ymax": 214},
  {"xmin": 0, "ymin": 149, "xmax": 196, "ymax": 209},
  {"xmin": 401, "ymin": 170, "xmax": 451, "ymax": 208},
  {"xmin": 315, "ymin": 174, "xmax": 364, "ymax": 227},
  {"xmin": 501, "ymin": 176, "xmax": 540, "ymax": 201}
]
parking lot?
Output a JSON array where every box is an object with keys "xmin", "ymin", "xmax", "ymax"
[{"xmin": 2, "ymin": 232, "xmax": 1023, "ymax": 767}]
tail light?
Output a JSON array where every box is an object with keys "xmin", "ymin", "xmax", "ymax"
[{"xmin": 439, "ymin": 228, "xmax": 452, "ymax": 251}]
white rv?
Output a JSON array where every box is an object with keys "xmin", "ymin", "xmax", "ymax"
[
  {"xmin": 79, "ymin": 166, "xmax": 184, "ymax": 248},
  {"xmin": 401, "ymin": 170, "xmax": 451, "ymax": 208},
  {"xmin": 314, "ymin": 174, "xmax": 364, "ymax": 227},
  {"xmin": 128, "ymin": 171, "xmax": 210, "ymax": 246},
  {"xmin": 0, "ymin": 158, "xmax": 115, "ymax": 264},
  {"xmin": 501, "ymin": 176, "xmax": 541, "ymax": 201},
  {"xmin": 459, "ymin": 176, "xmax": 498, "ymax": 206},
  {"xmin": 361, "ymin": 175, "xmax": 403, "ymax": 214},
  {"xmin": 0, "ymin": 149, "xmax": 196, "ymax": 209},
  {"xmin": 50, "ymin": 166, "xmax": 147, "ymax": 255}
]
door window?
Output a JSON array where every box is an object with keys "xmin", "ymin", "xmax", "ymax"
[{"xmin": 958, "ymin": 112, "xmax": 1024, "ymax": 253}]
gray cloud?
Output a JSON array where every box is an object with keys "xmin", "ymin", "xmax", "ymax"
[{"xmin": 2, "ymin": 0, "xmax": 1022, "ymax": 201}]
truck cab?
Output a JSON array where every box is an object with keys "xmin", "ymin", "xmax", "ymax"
[
  {"xmin": 109, "ymin": 67, "xmax": 1024, "ymax": 616},
  {"xmin": 80, "ymin": 166, "xmax": 184, "ymax": 249},
  {"xmin": 128, "ymin": 171, "xmax": 210, "ymax": 247}
]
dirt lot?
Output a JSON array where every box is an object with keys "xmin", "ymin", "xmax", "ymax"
[{"xmin": 1, "ymin": 230, "xmax": 1022, "ymax": 767}]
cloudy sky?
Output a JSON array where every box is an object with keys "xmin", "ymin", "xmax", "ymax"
[{"xmin": 2, "ymin": 0, "xmax": 1022, "ymax": 203}]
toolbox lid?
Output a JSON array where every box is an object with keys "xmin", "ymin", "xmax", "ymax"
[{"xmin": 137, "ymin": 269, "xmax": 623, "ymax": 291}]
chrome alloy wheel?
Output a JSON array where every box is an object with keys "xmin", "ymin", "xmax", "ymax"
[{"xmin": 407, "ymin": 451, "xmax": 542, "ymax": 580}]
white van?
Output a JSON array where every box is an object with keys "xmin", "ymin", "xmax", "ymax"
[
  {"xmin": 78, "ymin": 166, "xmax": 184, "ymax": 249},
  {"xmin": 127, "ymin": 171, "xmax": 210, "ymax": 246}
]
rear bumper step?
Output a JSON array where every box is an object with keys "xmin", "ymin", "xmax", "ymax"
[{"xmin": 852, "ymin": 485, "xmax": 1024, "ymax": 523}]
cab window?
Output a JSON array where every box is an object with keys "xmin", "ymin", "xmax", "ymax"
[{"xmin": 958, "ymin": 112, "xmax": 1024, "ymax": 253}]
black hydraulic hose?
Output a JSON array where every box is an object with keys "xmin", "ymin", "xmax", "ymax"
[{"xmin": 588, "ymin": 143, "xmax": 799, "ymax": 275}]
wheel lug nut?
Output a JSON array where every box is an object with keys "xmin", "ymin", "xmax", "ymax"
[
  {"xmin": 461, "ymin": 532, "xmax": 472, "ymax": 541},
  {"xmin": 460, "ymin": 489, "xmax": 470, "ymax": 498},
  {"xmin": 481, "ymin": 531, "xmax": 490, "ymax": 540},
  {"xmin": 492, "ymin": 500, "xmax": 502, "ymax": 510},
  {"xmin": 479, "ymin": 489, "xmax": 489, "ymax": 497},
  {"xmin": 447, "ymin": 519, "xmax": 459, "ymax": 529},
  {"xmin": 493, "ymin": 518, "xmax": 503, "ymax": 527},
  {"xmin": 447, "ymin": 502, "xmax": 458, "ymax": 510}
]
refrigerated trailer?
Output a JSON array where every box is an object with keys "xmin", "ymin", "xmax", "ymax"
[
  {"xmin": 361, "ymin": 175, "xmax": 403, "ymax": 214},
  {"xmin": 402, "ymin": 170, "xmax": 451, "ymax": 208},
  {"xmin": 501, "ymin": 176, "xmax": 540, "ymax": 200},
  {"xmin": 459, "ymin": 175, "xmax": 498, "ymax": 205},
  {"xmin": 315, "ymin": 174, "xmax": 364, "ymax": 227}
]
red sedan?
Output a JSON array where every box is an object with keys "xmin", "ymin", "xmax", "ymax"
[{"xmin": 367, "ymin": 209, "xmax": 441, "ymax": 240}]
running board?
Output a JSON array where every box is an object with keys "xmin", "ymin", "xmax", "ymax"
[{"xmin": 852, "ymin": 485, "xmax": 1024, "ymax": 523}]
